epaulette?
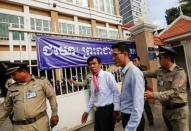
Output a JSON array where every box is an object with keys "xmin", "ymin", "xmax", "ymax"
[
  {"xmin": 35, "ymin": 76, "xmax": 45, "ymax": 80},
  {"xmin": 178, "ymin": 67, "xmax": 184, "ymax": 70},
  {"xmin": 8, "ymin": 82, "xmax": 18, "ymax": 90},
  {"xmin": 175, "ymin": 65, "xmax": 184, "ymax": 70}
]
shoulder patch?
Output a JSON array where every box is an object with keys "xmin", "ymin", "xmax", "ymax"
[
  {"xmin": 174, "ymin": 65, "xmax": 184, "ymax": 71},
  {"xmin": 35, "ymin": 76, "xmax": 45, "ymax": 80},
  {"xmin": 8, "ymin": 83, "xmax": 18, "ymax": 91},
  {"xmin": 178, "ymin": 67, "xmax": 184, "ymax": 70}
]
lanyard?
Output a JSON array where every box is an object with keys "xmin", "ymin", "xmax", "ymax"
[{"xmin": 121, "ymin": 68, "xmax": 129, "ymax": 93}]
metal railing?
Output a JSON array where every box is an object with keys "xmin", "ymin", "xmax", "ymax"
[{"xmin": 0, "ymin": 28, "xmax": 122, "ymax": 96}]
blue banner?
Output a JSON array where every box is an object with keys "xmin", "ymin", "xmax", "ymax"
[{"xmin": 36, "ymin": 36, "xmax": 136, "ymax": 70}]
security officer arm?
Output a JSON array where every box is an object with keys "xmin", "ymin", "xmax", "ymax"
[
  {"xmin": 143, "ymin": 70, "xmax": 158, "ymax": 78},
  {"xmin": 151, "ymin": 70, "xmax": 187, "ymax": 102},
  {"xmin": 0, "ymin": 91, "xmax": 13, "ymax": 125},
  {"xmin": 42, "ymin": 79, "xmax": 59, "ymax": 126},
  {"xmin": 69, "ymin": 79, "xmax": 87, "ymax": 87}
]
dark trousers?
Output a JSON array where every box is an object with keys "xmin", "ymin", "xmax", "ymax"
[
  {"xmin": 144, "ymin": 100, "xmax": 154, "ymax": 124},
  {"xmin": 122, "ymin": 113, "xmax": 145, "ymax": 131},
  {"xmin": 94, "ymin": 104, "xmax": 115, "ymax": 131},
  {"xmin": 162, "ymin": 112, "xmax": 172, "ymax": 131}
]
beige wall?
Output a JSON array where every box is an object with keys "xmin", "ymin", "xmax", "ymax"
[
  {"xmin": 59, "ymin": 14, "xmax": 74, "ymax": 21},
  {"xmin": 0, "ymin": 45, "xmax": 9, "ymax": 51},
  {"xmin": 117, "ymin": 25, "xmax": 123, "ymax": 39},
  {"xmin": 13, "ymin": 45, "xmax": 26, "ymax": 51},
  {"xmin": 30, "ymin": 8, "xmax": 50, "ymax": 16},
  {"xmin": 96, "ymin": 21, "xmax": 106, "ymax": 27},
  {"xmin": 51, "ymin": 11, "xmax": 58, "ymax": 32},
  {"xmin": 91, "ymin": 19, "xmax": 96, "ymax": 37},
  {"xmin": 0, "ymin": 2, "xmax": 23, "ymax": 12},
  {"xmin": 109, "ymin": 24, "xmax": 118, "ymax": 29},
  {"xmin": 88, "ymin": 0, "xmax": 94, "ymax": 8},
  {"xmin": 133, "ymin": 30, "xmax": 158, "ymax": 91},
  {"xmin": 78, "ymin": 18, "xmax": 91, "ymax": 24},
  {"xmin": 114, "ymin": 0, "xmax": 120, "ymax": 16},
  {"xmin": 134, "ymin": 32, "xmax": 150, "ymax": 67},
  {"xmin": 50, "ymin": 11, "xmax": 63, "ymax": 80},
  {"xmin": 184, "ymin": 37, "xmax": 191, "ymax": 89}
]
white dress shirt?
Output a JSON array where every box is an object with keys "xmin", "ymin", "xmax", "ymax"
[{"xmin": 85, "ymin": 69, "xmax": 120, "ymax": 112}]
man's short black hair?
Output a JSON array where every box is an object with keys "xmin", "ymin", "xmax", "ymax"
[
  {"xmin": 134, "ymin": 56, "xmax": 140, "ymax": 61},
  {"xmin": 111, "ymin": 41, "xmax": 129, "ymax": 53},
  {"xmin": 87, "ymin": 56, "xmax": 102, "ymax": 64}
]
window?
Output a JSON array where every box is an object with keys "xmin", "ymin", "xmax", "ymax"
[
  {"xmin": 79, "ymin": 25, "xmax": 92, "ymax": 37},
  {"xmin": 108, "ymin": 30, "xmax": 118, "ymax": 39},
  {"xmin": 94, "ymin": 0, "xmax": 116, "ymax": 15},
  {"xmin": 110, "ymin": 0, "xmax": 115, "ymax": 15},
  {"xmin": 12, "ymin": 31, "xmax": 24, "ymax": 40},
  {"xmin": 123, "ymin": 11, "xmax": 133, "ymax": 19},
  {"xmin": 76, "ymin": 0, "xmax": 88, "ymax": 7},
  {"xmin": 0, "ymin": 13, "xmax": 24, "ymax": 40},
  {"xmin": 58, "ymin": 22, "xmax": 75, "ymax": 35},
  {"xmin": 30, "ymin": 18, "xmax": 51, "ymax": 41},
  {"xmin": 106, "ymin": 0, "xmax": 111, "ymax": 14},
  {"xmin": 30, "ymin": 18, "xmax": 51, "ymax": 32},
  {"xmin": 65, "ymin": 0, "xmax": 73, "ymax": 3},
  {"xmin": 96, "ymin": 28, "xmax": 107, "ymax": 38},
  {"xmin": 64, "ymin": 0, "xmax": 88, "ymax": 7},
  {"xmin": 132, "ymin": 5, "xmax": 141, "ymax": 12}
]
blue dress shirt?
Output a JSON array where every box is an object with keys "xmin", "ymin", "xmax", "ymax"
[
  {"xmin": 121, "ymin": 62, "xmax": 145, "ymax": 131},
  {"xmin": 85, "ymin": 70, "xmax": 120, "ymax": 112}
]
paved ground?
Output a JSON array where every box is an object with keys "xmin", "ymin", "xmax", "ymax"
[
  {"xmin": 76, "ymin": 103, "xmax": 167, "ymax": 131},
  {"xmin": 76, "ymin": 92, "xmax": 191, "ymax": 131},
  {"xmin": 0, "ymin": 93, "xmax": 191, "ymax": 131}
]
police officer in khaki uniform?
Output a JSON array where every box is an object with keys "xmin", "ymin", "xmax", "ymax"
[
  {"xmin": 144, "ymin": 46, "xmax": 189, "ymax": 131},
  {"xmin": 0, "ymin": 63, "xmax": 59, "ymax": 131},
  {"xmin": 69, "ymin": 73, "xmax": 92, "ymax": 88}
]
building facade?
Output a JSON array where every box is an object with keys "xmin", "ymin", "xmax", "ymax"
[
  {"xmin": 119, "ymin": 0, "xmax": 149, "ymax": 24},
  {"xmin": 0, "ymin": 0, "xmax": 123, "ymax": 61}
]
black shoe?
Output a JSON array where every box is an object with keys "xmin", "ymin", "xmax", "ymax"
[{"xmin": 149, "ymin": 121, "xmax": 154, "ymax": 126}]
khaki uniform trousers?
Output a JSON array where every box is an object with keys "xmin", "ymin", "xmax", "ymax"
[
  {"xmin": 13, "ymin": 115, "xmax": 49, "ymax": 131},
  {"xmin": 162, "ymin": 105, "xmax": 189, "ymax": 131}
]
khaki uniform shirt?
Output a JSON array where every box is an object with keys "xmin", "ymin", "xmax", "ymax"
[
  {"xmin": 144, "ymin": 64, "xmax": 188, "ymax": 105},
  {"xmin": 73, "ymin": 73, "xmax": 92, "ymax": 88},
  {"xmin": 0, "ymin": 76, "xmax": 58, "ymax": 122}
]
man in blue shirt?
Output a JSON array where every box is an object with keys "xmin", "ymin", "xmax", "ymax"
[
  {"xmin": 112, "ymin": 42, "xmax": 145, "ymax": 131},
  {"xmin": 81, "ymin": 56, "xmax": 120, "ymax": 131}
]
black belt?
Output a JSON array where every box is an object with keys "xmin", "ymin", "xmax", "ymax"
[
  {"xmin": 96, "ymin": 104, "xmax": 114, "ymax": 111},
  {"xmin": 13, "ymin": 111, "xmax": 47, "ymax": 125},
  {"xmin": 121, "ymin": 113, "xmax": 131, "ymax": 117},
  {"xmin": 165, "ymin": 103, "xmax": 187, "ymax": 110}
]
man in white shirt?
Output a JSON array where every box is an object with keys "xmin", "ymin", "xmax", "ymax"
[{"xmin": 81, "ymin": 56, "xmax": 120, "ymax": 131}]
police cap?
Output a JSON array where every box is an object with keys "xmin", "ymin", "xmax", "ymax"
[
  {"xmin": 158, "ymin": 46, "xmax": 177, "ymax": 57},
  {"xmin": 6, "ymin": 62, "xmax": 28, "ymax": 75}
]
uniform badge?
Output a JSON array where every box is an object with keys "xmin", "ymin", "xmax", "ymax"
[
  {"xmin": 26, "ymin": 90, "xmax": 37, "ymax": 99},
  {"xmin": 158, "ymin": 80, "xmax": 164, "ymax": 86},
  {"xmin": 32, "ymin": 84, "xmax": 37, "ymax": 88}
]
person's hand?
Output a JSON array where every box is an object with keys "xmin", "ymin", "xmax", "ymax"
[
  {"xmin": 144, "ymin": 90, "xmax": 154, "ymax": 99},
  {"xmin": 50, "ymin": 115, "xmax": 59, "ymax": 128},
  {"xmin": 113, "ymin": 111, "xmax": 121, "ymax": 122},
  {"xmin": 146, "ymin": 85, "xmax": 153, "ymax": 91},
  {"xmin": 81, "ymin": 112, "xmax": 89, "ymax": 124},
  {"xmin": 68, "ymin": 80, "xmax": 75, "ymax": 85}
]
